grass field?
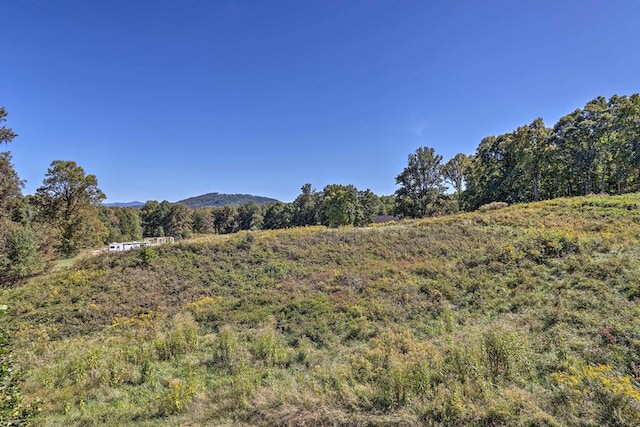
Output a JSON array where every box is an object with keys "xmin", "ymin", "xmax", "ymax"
[{"xmin": 2, "ymin": 194, "xmax": 640, "ymax": 426}]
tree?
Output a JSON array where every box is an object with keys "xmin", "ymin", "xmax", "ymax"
[
  {"xmin": 0, "ymin": 222, "xmax": 43, "ymax": 282},
  {"xmin": 522, "ymin": 118, "xmax": 553, "ymax": 201},
  {"xmin": 100, "ymin": 206, "xmax": 144, "ymax": 242},
  {"xmin": 0, "ymin": 152, "xmax": 24, "ymax": 218},
  {"xmin": 212, "ymin": 205, "xmax": 238, "ymax": 234},
  {"xmin": 35, "ymin": 160, "xmax": 107, "ymax": 256},
  {"xmin": 0, "ymin": 109, "xmax": 22, "ymax": 218},
  {"xmin": 0, "ymin": 107, "xmax": 17, "ymax": 146},
  {"xmin": 165, "ymin": 203, "xmax": 193, "ymax": 238},
  {"xmin": 320, "ymin": 184, "xmax": 361, "ymax": 227},
  {"xmin": 442, "ymin": 153, "xmax": 470, "ymax": 209},
  {"xmin": 263, "ymin": 202, "xmax": 293, "ymax": 230},
  {"xmin": 140, "ymin": 200, "xmax": 171, "ymax": 237},
  {"xmin": 357, "ymin": 189, "xmax": 382, "ymax": 226},
  {"xmin": 192, "ymin": 207, "xmax": 215, "ymax": 234},
  {"xmin": 395, "ymin": 146, "xmax": 446, "ymax": 218},
  {"xmin": 292, "ymin": 183, "xmax": 320, "ymax": 226},
  {"xmin": 237, "ymin": 201, "xmax": 263, "ymax": 231}
]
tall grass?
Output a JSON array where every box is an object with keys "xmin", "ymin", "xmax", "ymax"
[{"xmin": 1, "ymin": 193, "xmax": 640, "ymax": 425}]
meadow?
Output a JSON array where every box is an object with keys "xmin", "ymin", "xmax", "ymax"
[{"xmin": 2, "ymin": 194, "xmax": 640, "ymax": 426}]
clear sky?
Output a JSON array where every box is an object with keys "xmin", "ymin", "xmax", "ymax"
[{"xmin": 2, "ymin": 1, "xmax": 640, "ymax": 203}]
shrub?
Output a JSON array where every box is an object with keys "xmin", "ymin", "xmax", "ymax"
[
  {"xmin": 154, "ymin": 313, "xmax": 199, "ymax": 361},
  {"xmin": 478, "ymin": 201, "xmax": 509, "ymax": 212},
  {"xmin": 552, "ymin": 365, "xmax": 640, "ymax": 425}
]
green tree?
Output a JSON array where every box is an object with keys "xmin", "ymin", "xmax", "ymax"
[
  {"xmin": 0, "ymin": 222, "xmax": 43, "ymax": 282},
  {"xmin": 165, "ymin": 203, "xmax": 193, "ymax": 238},
  {"xmin": 212, "ymin": 205, "xmax": 238, "ymax": 234},
  {"xmin": 0, "ymin": 152, "xmax": 24, "ymax": 219},
  {"xmin": 395, "ymin": 146, "xmax": 446, "ymax": 218},
  {"xmin": 100, "ymin": 206, "xmax": 144, "ymax": 242},
  {"xmin": 192, "ymin": 207, "xmax": 215, "ymax": 234},
  {"xmin": 262, "ymin": 202, "xmax": 293, "ymax": 230},
  {"xmin": 442, "ymin": 153, "xmax": 470, "ymax": 209},
  {"xmin": 35, "ymin": 160, "xmax": 107, "ymax": 257},
  {"xmin": 357, "ymin": 189, "xmax": 382, "ymax": 226},
  {"xmin": 378, "ymin": 195, "xmax": 395, "ymax": 215},
  {"xmin": 237, "ymin": 201, "xmax": 263, "ymax": 231},
  {"xmin": 522, "ymin": 118, "xmax": 553, "ymax": 202},
  {"xmin": 321, "ymin": 184, "xmax": 360, "ymax": 227},
  {"xmin": 0, "ymin": 107, "xmax": 17, "ymax": 145},
  {"xmin": 292, "ymin": 183, "xmax": 320, "ymax": 226},
  {"xmin": 140, "ymin": 200, "xmax": 172, "ymax": 237}
]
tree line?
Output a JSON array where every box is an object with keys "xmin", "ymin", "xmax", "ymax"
[{"xmin": 2, "ymin": 93, "xmax": 640, "ymax": 280}]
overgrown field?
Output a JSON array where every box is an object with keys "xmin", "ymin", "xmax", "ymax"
[{"xmin": 2, "ymin": 194, "xmax": 640, "ymax": 426}]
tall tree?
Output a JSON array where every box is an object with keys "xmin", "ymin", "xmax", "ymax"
[
  {"xmin": 0, "ymin": 107, "xmax": 17, "ymax": 146},
  {"xmin": 262, "ymin": 202, "xmax": 293, "ymax": 230},
  {"xmin": 356, "ymin": 189, "xmax": 382, "ymax": 226},
  {"xmin": 35, "ymin": 160, "xmax": 107, "ymax": 256},
  {"xmin": 395, "ymin": 146, "xmax": 446, "ymax": 218},
  {"xmin": 165, "ymin": 203, "xmax": 193, "ymax": 238},
  {"xmin": 237, "ymin": 201, "xmax": 263, "ymax": 231},
  {"xmin": 212, "ymin": 205, "xmax": 238, "ymax": 234},
  {"xmin": 192, "ymin": 207, "xmax": 215, "ymax": 234},
  {"xmin": 0, "ymin": 108, "xmax": 22, "ymax": 217},
  {"xmin": 140, "ymin": 200, "xmax": 172, "ymax": 237},
  {"xmin": 0, "ymin": 152, "xmax": 24, "ymax": 218},
  {"xmin": 521, "ymin": 118, "xmax": 553, "ymax": 201},
  {"xmin": 292, "ymin": 183, "xmax": 320, "ymax": 226},
  {"xmin": 320, "ymin": 184, "xmax": 361, "ymax": 227},
  {"xmin": 442, "ymin": 153, "xmax": 470, "ymax": 209}
]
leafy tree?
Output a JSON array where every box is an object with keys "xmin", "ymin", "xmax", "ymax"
[
  {"xmin": 263, "ymin": 202, "xmax": 293, "ymax": 230},
  {"xmin": 292, "ymin": 184, "xmax": 320, "ymax": 226},
  {"xmin": 395, "ymin": 146, "xmax": 446, "ymax": 218},
  {"xmin": 100, "ymin": 206, "xmax": 144, "ymax": 242},
  {"xmin": 0, "ymin": 152, "xmax": 24, "ymax": 219},
  {"xmin": 320, "ymin": 184, "xmax": 360, "ymax": 227},
  {"xmin": 357, "ymin": 189, "xmax": 382, "ymax": 225},
  {"xmin": 0, "ymin": 222, "xmax": 43, "ymax": 282},
  {"xmin": 140, "ymin": 200, "xmax": 172, "ymax": 237},
  {"xmin": 378, "ymin": 195, "xmax": 395, "ymax": 215},
  {"xmin": 522, "ymin": 118, "xmax": 553, "ymax": 201},
  {"xmin": 607, "ymin": 94, "xmax": 640, "ymax": 192},
  {"xmin": 442, "ymin": 153, "xmax": 470, "ymax": 209},
  {"xmin": 0, "ymin": 107, "xmax": 17, "ymax": 145},
  {"xmin": 35, "ymin": 160, "xmax": 107, "ymax": 256},
  {"xmin": 212, "ymin": 205, "xmax": 238, "ymax": 234},
  {"xmin": 165, "ymin": 203, "xmax": 193, "ymax": 238},
  {"xmin": 192, "ymin": 207, "xmax": 215, "ymax": 234},
  {"xmin": 118, "ymin": 207, "xmax": 143, "ymax": 241},
  {"xmin": 237, "ymin": 201, "xmax": 263, "ymax": 231}
]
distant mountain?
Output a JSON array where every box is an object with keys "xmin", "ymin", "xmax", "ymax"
[
  {"xmin": 176, "ymin": 192, "xmax": 280, "ymax": 209},
  {"xmin": 103, "ymin": 201, "xmax": 145, "ymax": 208}
]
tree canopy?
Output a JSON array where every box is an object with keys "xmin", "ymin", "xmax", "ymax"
[{"xmin": 35, "ymin": 160, "xmax": 107, "ymax": 256}]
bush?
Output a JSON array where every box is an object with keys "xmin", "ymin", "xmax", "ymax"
[{"xmin": 0, "ymin": 224, "xmax": 44, "ymax": 282}]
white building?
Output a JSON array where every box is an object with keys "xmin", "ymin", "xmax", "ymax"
[
  {"xmin": 108, "ymin": 241, "xmax": 150, "ymax": 252},
  {"xmin": 107, "ymin": 236, "xmax": 175, "ymax": 252}
]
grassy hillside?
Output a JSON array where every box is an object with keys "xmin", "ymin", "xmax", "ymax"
[{"xmin": 2, "ymin": 194, "xmax": 640, "ymax": 426}]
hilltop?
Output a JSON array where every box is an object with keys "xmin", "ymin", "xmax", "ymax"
[
  {"xmin": 176, "ymin": 192, "xmax": 280, "ymax": 208},
  {"xmin": 2, "ymin": 194, "xmax": 640, "ymax": 426}
]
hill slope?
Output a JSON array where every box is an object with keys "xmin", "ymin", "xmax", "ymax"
[
  {"xmin": 176, "ymin": 192, "xmax": 280, "ymax": 208},
  {"xmin": 2, "ymin": 194, "xmax": 640, "ymax": 426}
]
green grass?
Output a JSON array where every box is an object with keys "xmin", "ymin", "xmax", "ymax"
[{"xmin": 2, "ymin": 194, "xmax": 640, "ymax": 426}]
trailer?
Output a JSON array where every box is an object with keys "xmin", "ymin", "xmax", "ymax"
[{"xmin": 108, "ymin": 241, "xmax": 150, "ymax": 252}]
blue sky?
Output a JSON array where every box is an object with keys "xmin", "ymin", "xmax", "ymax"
[{"xmin": 2, "ymin": 1, "xmax": 640, "ymax": 203}]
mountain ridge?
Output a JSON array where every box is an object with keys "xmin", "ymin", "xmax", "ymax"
[
  {"xmin": 176, "ymin": 192, "xmax": 280, "ymax": 208},
  {"xmin": 104, "ymin": 193, "xmax": 280, "ymax": 209}
]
